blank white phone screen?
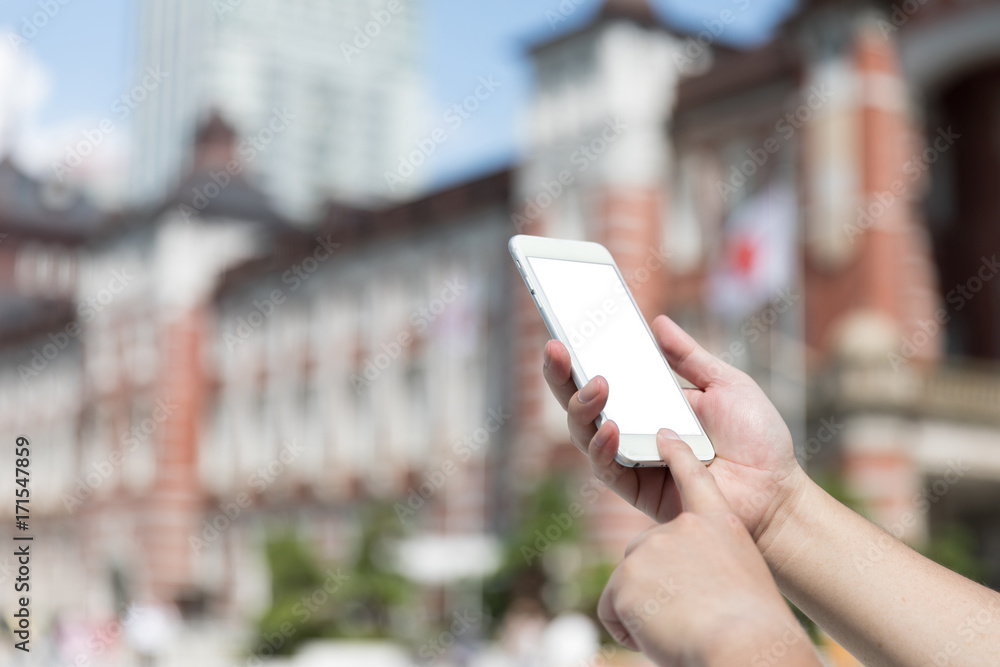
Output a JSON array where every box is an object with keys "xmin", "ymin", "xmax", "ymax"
[{"xmin": 528, "ymin": 256, "xmax": 702, "ymax": 436}]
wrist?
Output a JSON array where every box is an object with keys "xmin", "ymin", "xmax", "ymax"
[
  {"xmin": 698, "ymin": 604, "xmax": 817, "ymax": 667},
  {"xmin": 753, "ymin": 466, "xmax": 816, "ymax": 572}
]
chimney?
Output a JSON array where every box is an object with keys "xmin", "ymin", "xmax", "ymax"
[
  {"xmin": 599, "ymin": 0, "xmax": 658, "ymax": 24},
  {"xmin": 192, "ymin": 111, "xmax": 238, "ymax": 174}
]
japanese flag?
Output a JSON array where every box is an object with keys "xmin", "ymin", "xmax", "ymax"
[{"xmin": 708, "ymin": 184, "xmax": 797, "ymax": 322}]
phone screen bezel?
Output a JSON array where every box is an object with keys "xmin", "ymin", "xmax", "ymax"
[{"xmin": 509, "ymin": 234, "xmax": 715, "ymax": 466}]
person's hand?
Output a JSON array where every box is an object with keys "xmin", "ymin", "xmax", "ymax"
[
  {"xmin": 597, "ymin": 433, "xmax": 819, "ymax": 666},
  {"xmin": 542, "ymin": 314, "xmax": 808, "ymax": 546}
]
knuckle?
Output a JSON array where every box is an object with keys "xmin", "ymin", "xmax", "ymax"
[
  {"xmin": 566, "ymin": 393, "xmax": 584, "ymax": 417},
  {"xmin": 610, "ymin": 591, "xmax": 631, "ymax": 620},
  {"xmin": 544, "ymin": 378, "xmax": 562, "ymax": 397},
  {"xmin": 589, "ymin": 451, "xmax": 605, "ymax": 477},
  {"xmin": 588, "ymin": 441, "xmax": 607, "ymax": 466},
  {"xmin": 566, "ymin": 412, "xmax": 584, "ymax": 437},
  {"xmin": 646, "ymin": 530, "xmax": 673, "ymax": 552},
  {"xmin": 623, "ymin": 533, "xmax": 645, "ymax": 557},
  {"xmin": 617, "ymin": 555, "xmax": 639, "ymax": 583}
]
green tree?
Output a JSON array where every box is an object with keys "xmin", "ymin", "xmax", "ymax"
[
  {"xmin": 483, "ymin": 474, "xmax": 616, "ymax": 635},
  {"xmin": 251, "ymin": 503, "xmax": 415, "ymax": 657}
]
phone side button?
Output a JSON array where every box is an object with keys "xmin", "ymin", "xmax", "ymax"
[{"xmin": 524, "ymin": 276, "xmax": 536, "ymax": 296}]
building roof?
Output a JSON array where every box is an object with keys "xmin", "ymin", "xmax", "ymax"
[
  {"xmin": 212, "ymin": 167, "xmax": 513, "ymax": 301},
  {"xmin": 0, "ymin": 158, "xmax": 104, "ymax": 242},
  {"xmin": 598, "ymin": 0, "xmax": 658, "ymax": 25},
  {"xmin": 527, "ymin": 0, "xmax": 671, "ymax": 55},
  {"xmin": 153, "ymin": 170, "xmax": 287, "ymax": 228},
  {"xmin": 95, "ymin": 112, "xmax": 292, "ymax": 240},
  {"xmin": 151, "ymin": 111, "xmax": 289, "ymax": 229},
  {"xmin": 676, "ymin": 38, "xmax": 800, "ymax": 111}
]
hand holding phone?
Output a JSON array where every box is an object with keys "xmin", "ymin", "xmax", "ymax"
[{"xmin": 525, "ymin": 237, "xmax": 805, "ymax": 538}]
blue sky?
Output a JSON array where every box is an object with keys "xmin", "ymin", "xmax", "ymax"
[
  {"xmin": 0, "ymin": 0, "xmax": 795, "ymax": 194},
  {"xmin": 0, "ymin": 0, "xmax": 135, "ymax": 126},
  {"xmin": 425, "ymin": 0, "xmax": 796, "ymax": 188}
]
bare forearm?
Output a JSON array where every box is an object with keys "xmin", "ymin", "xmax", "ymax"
[{"xmin": 760, "ymin": 473, "xmax": 1000, "ymax": 666}]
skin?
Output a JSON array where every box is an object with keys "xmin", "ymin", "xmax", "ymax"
[
  {"xmin": 597, "ymin": 432, "xmax": 821, "ymax": 666},
  {"xmin": 544, "ymin": 314, "xmax": 1000, "ymax": 666},
  {"xmin": 543, "ymin": 314, "xmax": 803, "ymax": 539}
]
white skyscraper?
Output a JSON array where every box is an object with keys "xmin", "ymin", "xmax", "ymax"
[{"xmin": 131, "ymin": 0, "xmax": 426, "ymax": 221}]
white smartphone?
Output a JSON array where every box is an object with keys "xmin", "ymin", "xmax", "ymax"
[{"xmin": 509, "ymin": 234, "xmax": 715, "ymax": 466}]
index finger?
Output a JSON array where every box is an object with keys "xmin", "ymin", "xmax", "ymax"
[{"xmin": 656, "ymin": 429, "xmax": 729, "ymax": 515}]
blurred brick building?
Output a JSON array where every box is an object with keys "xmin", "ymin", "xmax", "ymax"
[{"xmin": 1, "ymin": 0, "xmax": 999, "ymax": 638}]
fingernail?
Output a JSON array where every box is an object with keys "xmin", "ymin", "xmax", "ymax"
[
  {"xmin": 578, "ymin": 378, "xmax": 600, "ymax": 403},
  {"xmin": 657, "ymin": 428, "xmax": 679, "ymax": 442},
  {"xmin": 543, "ymin": 345, "xmax": 551, "ymax": 368},
  {"xmin": 594, "ymin": 425, "xmax": 611, "ymax": 450}
]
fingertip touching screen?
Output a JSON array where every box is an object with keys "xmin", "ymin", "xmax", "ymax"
[{"xmin": 527, "ymin": 256, "xmax": 702, "ymax": 436}]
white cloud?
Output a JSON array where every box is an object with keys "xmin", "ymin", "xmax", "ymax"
[
  {"xmin": 0, "ymin": 28, "xmax": 128, "ymax": 208},
  {"xmin": 0, "ymin": 28, "xmax": 52, "ymax": 157}
]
